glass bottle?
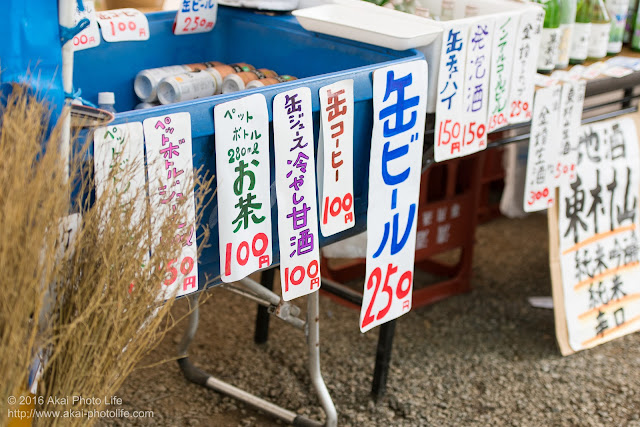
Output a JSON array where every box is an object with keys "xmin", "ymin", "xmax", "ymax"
[
  {"xmin": 557, "ymin": 0, "xmax": 577, "ymax": 68},
  {"xmin": 587, "ymin": 0, "xmax": 612, "ymax": 58},
  {"xmin": 570, "ymin": 0, "xmax": 592, "ymax": 63},
  {"xmin": 440, "ymin": 0, "xmax": 455, "ymax": 20},
  {"xmin": 632, "ymin": 6, "xmax": 640, "ymax": 49},
  {"xmin": 623, "ymin": 0, "xmax": 638, "ymax": 42},
  {"xmin": 535, "ymin": 0, "xmax": 562, "ymax": 73},
  {"xmin": 606, "ymin": 0, "xmax": 630, "ymax": 53}
]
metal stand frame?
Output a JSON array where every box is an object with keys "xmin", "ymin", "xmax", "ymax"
[{"xmin": 177, "ymin": 270, "xmax": 337, "ymax": 427}]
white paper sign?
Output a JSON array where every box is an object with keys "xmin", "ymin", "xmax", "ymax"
[
  {"xmin": 318, "ymin": 80, "xmax": 355, "ymax": 237},
  {"xmin": 72, "ymin": 0, "xmax": 101, "ymax": 51},
  {"xmin": 554, "ymin": 81, "xmax": 586, "ymax": 187},
  {"xmin": 144, "ymin": 112, "xmax": 199, "ymax": 297},
  {"xmin": 96, "ymin": 8, "xmax": 150, "ymax": 42},
  {"xmin": 435, "ymin": 22, "xmax": 470, "ymax": 162},
  {"xmin": 488, "ymin": 12, "xmax": 519, "ymax": 133},
  {"xmin": 508, "ymin": 7, "xmax": 545, "ymax": 124},
  {"xmin": 173, "ymin": 0, "xmax": 218, "ymax": 35},
  {"xmin": 558, "ymin": 117, "xmax": 640, "ymax": 351},
  {"xmin": 462, "ymin": 18, "xmax": 494, "ymax": 156},
  {"xmin": 524, "ymin": 85, "xmax": 562, "ymax": 212},
  {"xmin": 273, "ymin": 87, "xmax": 321, "ymax": 301},
  {"xmin": 360, "ymin": 60, "xmax": 428, "ymax": 333},
  {"xmin": 93, "ymin": 122, "xmax": 146, "ymax": 210},
  {"xmin": 214, "ymin": 94, "xmax": 272, "ymax": 282}
]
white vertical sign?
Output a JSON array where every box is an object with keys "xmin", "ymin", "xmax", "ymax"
[
  {"xmin": 318, "ymin": 80, "xmax": 355, "ymax": 237},
  {"xmin": 435, "ymin": 22, "xmax": 470, "ymax": 162},
  {"xmin": 524, "ymin": 85, "xmax": 562, "ymax": 212},
  {"xmin": 462, "ymin": 17, "xmax": 494, "ymax": 156},
  {"xmin": 144, "ymin": 112, "xmax": 199, "ymax": 297},
  {"xmin": 554, "ymin": 81, "xmax": 586, "ymax": 187},
  {"xmin": 273, "ymin": 87, "xmax": 321, "ymax": 301},
  {"xmin": 360, "ymin": 60, "xmax": 428, "ymax": 333},
  {"xmin": 94, "ymin": 122, "xmax": 147, "ymax": 215},
  {"xmin": 508, "ymin": 6, "xmax": 545, "ymax": 124},
  {"xmin": 214, "ymin": 94, "xmax": 272, "ymax": 282},
  {"xmin": 488, "ymin": 12, "xmax": 519, "ymax": 132}
]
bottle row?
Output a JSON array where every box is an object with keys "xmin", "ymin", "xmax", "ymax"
[{"xmin": 536, "ymin": 0, "xmax": 640, "ymax": 73}]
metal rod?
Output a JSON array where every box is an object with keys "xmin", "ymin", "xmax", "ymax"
[
  {"xmin": 320, "ymin": 277, "xmax": 363, "ymax": 306},
  {"xmin": 238, "ymin": 276, "xmax": 282, "ymax": 306},
  {"xmin": 255, "ymin": 268, "xmax": 275, "ymax": 344},
  {"xmin": 483, "ymin": 106, "xmax": 639, "ymax": 149},
  {"xmin": 219, "ymin": 283, "xmax": 273, "ymax": 307},
  {"xmin": 307, "ymin": 291, "xmax": 338, "ymax": 427},
  {"xmin": 371, "ymin": 320, "xmax": 397, "ymax": 401},
  {"xmin": 178, "ymin": 294, "xmax": 200, "ymax": 358}
]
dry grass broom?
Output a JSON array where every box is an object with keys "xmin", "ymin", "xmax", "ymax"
[{"xmin": 0, "ymin": 84, "xmax": 214, "ymax": 426}]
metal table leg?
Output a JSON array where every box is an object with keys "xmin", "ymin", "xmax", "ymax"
[
  {"xmin": 371, "ymin": 320, "xmax": 397, "ymax": 401},
  {"xmin": 254, "ymin": 268, "xmax": 275, "ymax": 344},
  {"xmin": 177, "ymin": 272, "xmax": 336, "ymax": 426}
]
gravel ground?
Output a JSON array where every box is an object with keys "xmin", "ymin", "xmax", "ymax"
[{"xmin": 100, "ymin": 214, "xmax": 640, "ymax": 426}]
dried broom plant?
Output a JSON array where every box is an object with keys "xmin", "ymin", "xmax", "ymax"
[
  {"xmin": 0, "ymin": 84, "xmax": 71, "ymax": 425},
  {"xmin": 0, "ymin": 84, "xmax": 214, "ymax": 426}
]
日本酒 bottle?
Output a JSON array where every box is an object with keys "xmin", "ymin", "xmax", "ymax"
[
  {"xmin": 606, "ymin": 0, "xmax": 630, "ymax": 53},
  {"xmin": 557, "ymin": 0, "xmax": 577, "ymax": 68},
  {"xmin": 535, "ymin": 0, "xmax": 562, "ymax": 73},
  {"xmin": 623, "ymin": 0, "xmax": 638, "ymax": 42},
  {"xmin": 570, "ymin": 0, "xmax": 592, "ymax": 63},
  {"xmin": 587, "ymin": 0, "xmax": 612, "ymax": 58}
]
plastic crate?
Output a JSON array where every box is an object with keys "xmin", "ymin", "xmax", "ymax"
[{"xmin": 73, "ymin": 7, "xmax": 425, "ymax": 291}]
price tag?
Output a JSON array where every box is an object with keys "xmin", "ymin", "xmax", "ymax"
[
  {"xmin": 72, "ymin": 0, "xmax": 100, "ymax": 51},
  {"xmin": 173, "ymin": 0, "xmax": 218, "ymax": 35},
  {"xmin": 554, "ymin": 81, "xmax": 586, "ymax": 187},
  {"xmin": 318, "ymin": 80, "xmax": 355, "ymax": 237},
  {"xmin": 508, "ymin": 6, "xmax": 544, "ymax": 124},
  {"xmin": 144, "ymin": 113, "xmax": 199, "ymax": 297},
  {"xmin": 273, "ymin": 87, "xmax": 321, "ymax": 301},
  {"xmin": 488, "ymin": 12, "xmax": 519, "ymax": 133},
  {"xmin": 214, "ymin": 94, "xmax": 272, "ymax": 282},
  {"xmin": 461, "ymin": 17, "xmax": 494, "ymax": 156},
  {"xmin": 360, "ymin": 60, "xmax": 428, "ymax": 333},
  {"xmin": 435, "ymin": 22, "xmax": 469, "ymax": 162},
  {"xmin": 96, "ymin": 8, "xmax": 150, "ymax": 42},
  {"xmin": 523, "ymin": 85, "xmax": 562, "ymax": 212}
]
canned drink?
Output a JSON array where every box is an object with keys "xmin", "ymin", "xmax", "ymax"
[
  {"xmin": 245, "ymin": 75, "xmax": 297, "ymax": 89},
  {"xmin": 156, "ymin": 70, "xmax": 218, "ymax": 105},
  {"xmin": 134, "ymin": 61, "xmax": 223, "ymax": 102},
  {"xmin": 222, "ymin": 69, "xmax": 278, "ymax": 93},
  {"xmin": 205, "ymin": 63, "xmax": 255, "ymax": 94}
]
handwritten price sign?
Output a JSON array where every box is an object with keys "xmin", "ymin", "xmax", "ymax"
[
  {"xmin": 488, "ymin": 12, "xmax": 519, "ymax": 133},
  {"xmin": 554, "ymin": 81, "xmax": 586, "ymax": 187},
  {"xmin": 318, "ymin": 80, "xmax": 355, "ymax": 237},
  {"xmin": 435, "ymin": 22, "xmax": 469, "ymax": 162},
  {"xmin": 508, "ymin": 6, "xmax": 544, "ymax": 124},
  {"xmin": 361, "ymin": 60, "xmax": 428, "ymax": 333},
  {"xmin": 96, "ymin": 8, "xmax": 150, "ymax": 42},
  {"xmin": 72, "ymin": 0, "xmax": 100, "ymax": 51},
  {"xmin": 273, "ymin": 87, "xmax": 321, "ymax": 301},
  {"xmin": 174, "ymin": 0, "xmax": 217, "ymax": 35},
  {"xmin": 523, "ymin": 85, "xmax": 562, "ymax": 212},
  {"xmin": 214, "ymin": 94, "xmax": 272, "ymax": 282},
  {"xmin": 144, "ymin": 113, "xmax": 199, "ymax": 297}
]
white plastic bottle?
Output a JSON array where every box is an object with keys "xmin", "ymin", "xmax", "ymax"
[{"xmin": 98, "ymin": 92, "xmax": 116, "ymax": 113}]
